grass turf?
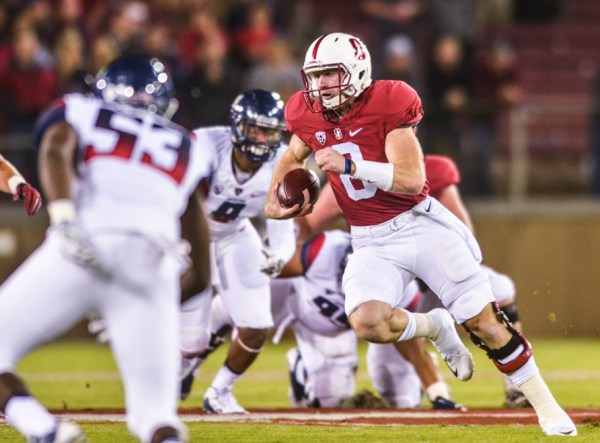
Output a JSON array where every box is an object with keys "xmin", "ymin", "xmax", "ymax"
[{"xmin": 1, "ymin": 337, "xmax": 598, "ymax": 441}]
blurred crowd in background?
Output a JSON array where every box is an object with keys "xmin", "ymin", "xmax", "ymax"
[{"xmin": 0, "ymin": 0, "xmax": 583, "ymax": 198}]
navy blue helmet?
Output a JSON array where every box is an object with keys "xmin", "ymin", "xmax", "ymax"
[
  {"xmin": 229, "ymin": 89, "xmax": 286, "ymax": 163},
  {"xmin": 94, "ymin": 54, "xmax": 179, "ymax": 118}
]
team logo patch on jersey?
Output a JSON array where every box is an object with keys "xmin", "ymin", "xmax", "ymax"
[
  {"xmin": 235, "ymin": 188, "xmax": 243, "ymax": 195},
  {"xmin": 316, "ymin": 131, "xmax": 326, "ymax": 145},
  {"xmin": 334, "ymin": 128, "xmax": 343, "ymax": 140},
  {"xmin": 214, "ymin": 185, "xmax": 223, "ymax": 195}
]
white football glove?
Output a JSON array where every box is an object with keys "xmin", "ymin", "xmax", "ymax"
[
  {"xmin": 54, "ymin": 221, "xmax": 104, "ymax": 271},
  {"xmin": 87, "ymin": 315, "xmax": 110, "ymax": 344},
  {"xmin": 259, "ymin": 247, "xmax": 285, "ymax": 278}
]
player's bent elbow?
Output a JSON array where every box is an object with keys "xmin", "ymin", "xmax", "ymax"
[{"xmin": 394, "ymin": 176, "xmax": 425, "ymax": 195}]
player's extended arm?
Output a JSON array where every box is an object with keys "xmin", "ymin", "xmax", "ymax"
[
  {"xmin": 0, "ymin": 154, "xmax": 42, "ymax": 216},
  {"xmin": 264, "ymin": 133, "xmax": 314, "ymax": 219},
  {"xmin": 38, "ymin": 122, "xmax": 76, "ymax": 202},
  {"xmin": 180, "ymin": 187, "xmax": 211, "ymax": 302},
  {"xmin": 0, "ymin": 154, "xmax": 22, "ymax": 194},
  {"xmin": 39, "ymin": 121, "xmax": 104, "ymax": 270},
  {"xmin": 436, "ymin": 183, "xmax": 475, "ymax": 233}
]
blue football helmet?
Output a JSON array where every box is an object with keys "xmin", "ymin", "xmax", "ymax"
[
  {"xmin": 230, "ymin": 89, "xmax": 286, "ymax": 163},
  {"xmin": 94, "ymin": 54, "xmax": 179, "ymax": 119}
]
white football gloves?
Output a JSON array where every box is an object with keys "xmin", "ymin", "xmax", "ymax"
[
  {"xmin": 87, "ymin": 314, "xmax": 110, "ymax": 343},
  {"xmin": 259, "ymin": 247, "xmax": 285, "ymax": 278},
  {"xmin": 48, "ymin": 199, "xmax": 107, "ymax": 276},
  {"xmin": 54, "ymin": 221, "xmax": 101, "ymax": 269}
]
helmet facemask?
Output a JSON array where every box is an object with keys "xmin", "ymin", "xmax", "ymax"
[
  {"xmin": 233, "ymin": 122, "xmax": 283, "ymax": 164},
  {"xmin": 301, "ymin": 64, "xmax": 357, "ymax": 111}
]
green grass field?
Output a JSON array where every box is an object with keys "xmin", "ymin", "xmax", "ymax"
[{"xmin": 1, "ymin": 337, "xmax": 599, "ymax": 442}]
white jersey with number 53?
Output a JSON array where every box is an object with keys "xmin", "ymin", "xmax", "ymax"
[{"xmin": 34, "ymin": 93, "xmax": 212, "ymax": 241}]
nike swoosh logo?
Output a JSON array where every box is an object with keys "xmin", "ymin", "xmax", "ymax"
[
  {"xmin": 448, "ymin": 365, "xmax": 458, "ymax": 378},
  {"xmin": 424, "ymin": 201, "xmax": 432, "ymax": 212},
  {"xmin": 349, "ymin": 128, "xmax": 363, "ymax": 137}
]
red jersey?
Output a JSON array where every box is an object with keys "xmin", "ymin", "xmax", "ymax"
[
  {"xmin": 286, "ymin": 80, "xmax": 428, "ymax": 227},
  {"xmin": 424, "ymin": 155, "xmax": 461, "ymax": 199}
]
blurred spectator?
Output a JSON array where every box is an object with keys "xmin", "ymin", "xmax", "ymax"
[
  {"xmin": 174, "ymin": 25, "xmax": 241, "ymax": 129},
  {"xmin": 88, "ymin": 34, "xmax": 120, "ymax": 76},
  {"xmin": 53, "ymin": 26, "xmax": 89, "ymax": 94},
  {"xmin": 420, "ymin": 34, "xmax": 472, "ymax": 177},
  {"xmin": 177, "ymin": 3, "xmax": 228, "ymax": 73},
  {"xmin": 477, "ymin": 0, "xmax": 514, "ymax": 33},
  {"xmin": 361, "ymin": 0, "xmax": 426, "ymax": 76},
  {"xmin": 0, "ymin": 27, "xmax": 59, "ymax": 135},
  {"xmin": 229, "ymin": 1, "xmax": 278, "ymax": 70},
  {"xmin": 380, "ymin": 34, "xmax": 421, "ymax": 90},
  {"xmin": 104, "ymin": 1, "xmax": 150, "ymax": 54},
  {"xmin": 421, "ymin": 0, "xmax": 481, "ymax": 73},
  {"xmin": 243, "ymin": 38, "xmax": 303, "ymax": 102},
  {"xmin": 47, "ymin": 0, "xmax": 88, "ymax": 44},
  {"xmin": 468, "ymin": 38, "xmax": 523, "ymax": 196},
  {"xmin": 17, "ymin": 0, "xmax": 54, "ymax": 44},
  {"xmin": 142, "ymin": 22, "xmax": 185, "ymax": 85}
]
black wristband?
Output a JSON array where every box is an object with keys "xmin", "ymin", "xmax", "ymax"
[{"xmin": 344, "ymin": 158, "xmax": 351, "ymax": 174}]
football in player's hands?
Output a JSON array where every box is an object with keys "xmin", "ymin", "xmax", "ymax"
[{"xmin": 277, "ymin": 168, "xmax": 320, "ymax": 209}]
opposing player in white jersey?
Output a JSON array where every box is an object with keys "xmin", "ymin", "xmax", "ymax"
[
  {"xmin": 0, "ymin": 55, "xmax": 212, "ymax": 443},
  {"xmin": 273, "ymin": 229, "xmax": 418, "ymax": 408},
  {"xmin": 0, "ymin": 153, "xmax": 42, "ymax": 216},
  {"xmin": 179, "ymin": 90, "xmax": 296, "ymax": 414},
  {"xmin": 271, "ymin": 228, "xmax": 462, "ymax": 409}
]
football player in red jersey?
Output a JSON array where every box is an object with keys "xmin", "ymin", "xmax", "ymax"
[
  {"xmin": 0, "ymin": 154, "xmax": 42, "ymax": 216},
  {"xmin": 295, "ymin": 155, "xmax": 530, "ymax": 409},
  {"xmin": 265, "ymin": 33, "xmax": 574, "ymax": 436}
]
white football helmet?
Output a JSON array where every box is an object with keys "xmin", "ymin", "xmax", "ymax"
[{"xmin": 301, "ymin": 33, "xmax": 372, "ymax": 112}]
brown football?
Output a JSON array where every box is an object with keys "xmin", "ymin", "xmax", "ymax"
[{"xmin": 277, "ymin": 168, "xmax": 321, "ymax": 209}]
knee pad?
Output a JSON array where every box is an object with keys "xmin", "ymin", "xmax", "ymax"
[{"xmin": 462, "ymin": 302, "xmax": 532, "ymax": 374}]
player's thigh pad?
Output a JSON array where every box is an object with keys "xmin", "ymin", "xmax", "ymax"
[
  {"xmin": 481, "ymin": 264, "xmax": 516, "ymax": 304},
  {"xmin": 412, "ymin": 205, "xmax": 494, "ymax": 323},
  {"xmin": 216, "ymin": 227, "xmax": 273, "ymax": 328},
  {"xmin": 342, "ymin": 245, "xmax": 411, "ymax": 316}
]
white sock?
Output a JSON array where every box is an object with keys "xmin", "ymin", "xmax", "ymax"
[
  {"xmin": 507, "ymin": 357, "xmax": 539, "ymax": 386},
  {"xmin": 414, "ymin": 312, "xmax": 438, "ymax": 339},
  {"xmin": 426, "ymin": 381, "xmax": 451, "ymax": 401},
  {"xmin": 398, "ymin": 311, "xmax": 416, "ymax": 341},
  {"xmin": 517, "ymin": 370, "xmax": 568, "ymax": 426},
  {"xmin": 211, "ymin": 365, "xmax": 241, "ymax": 392},
  {"xmin": 5, "ymin": 396, "xmax": 56, "ymax": 438}
]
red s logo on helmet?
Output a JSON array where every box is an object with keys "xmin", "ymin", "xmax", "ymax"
[{"xmin": 349, "ymin": 38, "xmax": 366, "ymax": 61}]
